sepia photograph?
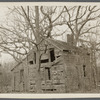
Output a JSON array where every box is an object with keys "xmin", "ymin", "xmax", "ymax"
[{"xmin": 0, "ymin": 3, "xmax": 100, "ymax": 97}]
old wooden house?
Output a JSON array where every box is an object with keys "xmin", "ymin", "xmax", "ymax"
[{"xmin": 11, "ymin": 34, "xmax": 95, "ymax": 93}]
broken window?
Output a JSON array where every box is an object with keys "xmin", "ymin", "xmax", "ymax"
[
  {"xmin": 57, "ymin": 55, "xmax": 60, "ymax": 58},
  {"xmin": 45, "ymin": 67, "xmax": 51, "ymax": 80},
  {"xmin": 63, "ymin": 50, "xmax": 71, "ymax": 54},
  {"xmin": 41, "ymin": 59, "xmax": 49, "ymax": 63},
  {"xmin": 83, "ymin": 65, "xmax": 86, "ymax": 77},
  {"xmin": 50, "ymin": 49, "xmax": 55, "ymax": 62},
  {"xmin": 29, "ymin": 61, "xmax": 33, "ymax": 64},
  {"xmin": 20, "ymin": 69, "xmax": 24, "ymax": 83}
]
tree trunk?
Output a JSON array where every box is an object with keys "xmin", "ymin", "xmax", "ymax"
[
  {"xmin": 35, "ymin": 50, "xmax": 42, "ymax": 93},
  {"xmin": 91, "ymin": 48, "xmax": 98, "ymax": 90},
  {"xmin": 74, "ymin": 35, "xmax": 79, "ymax": 46},
  {"xmin": 35, "ymin": 6, "xmax": 42, "ymax": 93}
]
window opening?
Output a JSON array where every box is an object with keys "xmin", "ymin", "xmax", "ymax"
[
  {"xmin": 83, "ymin": 65, "xmax": 86, "ymax": 77},
  {"xmin": 41, "ymin": 59, "xmax": 49, "ymax": 63},
  {"xmin": 45, "ymin": 67, "xmax": 51, "ymax": 80},
  {"xmin": 29, "ymin": 61, "xmax": 33, "ymax": 64},
  {"xmin": 50, "ymin": 49, "xmax": 55, "ymax": 62},
  {"xmin": 63, "ymin": 50, "xmax": 71, "ymax": 54}
]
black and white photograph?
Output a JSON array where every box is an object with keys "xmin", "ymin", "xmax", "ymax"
[{"xmin": 0, "ymin": 3, "xmax": 100, "ymax": 96}]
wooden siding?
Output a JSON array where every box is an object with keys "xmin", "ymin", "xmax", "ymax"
[{"xmin": 11, "ymin": 42, "xmax": 93, "ymax": 93}]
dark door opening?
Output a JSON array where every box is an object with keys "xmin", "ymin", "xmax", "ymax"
[
  {"xmin": 50, "ymin": 49, "xmax": 55, "ymax": 62},
  {"xmin": 83, "ymin": 65, "xmax": 86, "ymax": 77}
]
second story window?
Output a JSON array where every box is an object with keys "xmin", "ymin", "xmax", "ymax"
[
  {"xmin": 41, "ymin": 59, "xmax": 49, "ymax": 63},
  {"xmin": 29, "ymin": 61, "xmax": 33, "ymax": 64},
  {"xmin": 50, "ymin": 49, "xmax": 55, "ymax": 62}
]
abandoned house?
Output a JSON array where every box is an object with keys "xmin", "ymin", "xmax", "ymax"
[{"xmin": 11, "ymin": 34, "xmax": 95, "ymax": 93}]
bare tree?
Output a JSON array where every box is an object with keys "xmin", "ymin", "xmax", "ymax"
[
  {"xmin": 0, "ymin": 6, "xmax": 65, "ymax": 61},
  {"xmin": 0, "ymin": 6, "xmax": 65, "ymax": 92},
  {"xmin": 63, "ymin": 6, "xmax": 100, "ymax": 46},
  {"xmin": 79, "ymin": 30, "xmax": 100, "ymax": 89},
  {"xmin": 62, "ymin": 6, "xmax": 100, "ymax": 90},
  {"xmin": 1, "ymin": 6, "xmax": 100, "ymax": 92}
]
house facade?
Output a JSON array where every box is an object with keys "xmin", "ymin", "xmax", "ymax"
[{"xmin": 11, "ymin": 35, "xmax": 95, "ymax": 93}]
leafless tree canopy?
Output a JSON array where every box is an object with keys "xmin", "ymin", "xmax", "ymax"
[
  {"xmin": 0, "ymin": 6, "xmax": 100, "ymax": 62},
  {"xmin": 0, "ymin": 5, "xmax": 100, "ymax": 93}
]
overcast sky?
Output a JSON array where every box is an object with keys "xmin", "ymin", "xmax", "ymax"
[
  {"xmin": 0, "ymin": 5, "xmax": 99, "ymax": 65},
  {"xmin": 0, "ymin": 6, "xmax": 8, "ymax": 22},
  {"xmin": 0, "ymin": 6, "xmax": 14, "ymax": 65},
  {"xmin": 0, "ymin": 6, "xmax": 68, "ymax": 65}
]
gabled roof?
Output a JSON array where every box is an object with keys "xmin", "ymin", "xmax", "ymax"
[
  {"xmin": 11, "ymin": 38, "xmax": 77, "ymax": 71},
  {"xmin": 46, "ymin": 38, "xmax": 76, "ymax": 51},
  {"xmin": 46, "ymin": 38, "xmax": 90, "ymax": 54}
]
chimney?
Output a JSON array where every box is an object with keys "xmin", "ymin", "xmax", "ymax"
[{"xmin": 67, "ymin": 34, "xmax": 74, "ymax": 45}]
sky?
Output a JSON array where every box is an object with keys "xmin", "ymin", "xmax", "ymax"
[
  {"xmin": 0, "ymin": 6, "xmax": 14, "ymax": 65},
  {"xmin": 0, "ymin": 5, "xmax": 99, "ymax": 66},
  {"xmin": 0, "ymin": 7, "xmax": 8, "ymax": 22},
  {"xmin": 0, "ymin": 6, "xmax": 68, "ymax": 65},
  {"xmin": 0, "ymin": 6, "xmax": 65, "ymax": 64}
]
